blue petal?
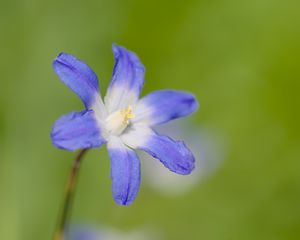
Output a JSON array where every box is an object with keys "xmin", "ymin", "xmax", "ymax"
[
  {"xmin": 107, "ymin": 137, "xmax": 141, "ymax": 205},
  {"xmin": 133, "ymin": 90, "xmax": 198, "ymax": 126},
  {"xmin": 67, "ymin": 227, "xmax": 98, "ymax": 240},
  {"xmin": 122, "ymin": 127, "xmax": 195, "ymax": 175},
  {"xmin": 142, "ymin": 133, "xmax": 195, "ymax": 175},
  {"xmin": 53, "ymin": 53, "xmax": 100, "ymax": 109},
  {"xmin": 51, "ymin": 110, "xmax": 105, "ymax": 151},
  {"xmin": 104, "ymin": 44, "xmax": 145, "ymax": 113}
]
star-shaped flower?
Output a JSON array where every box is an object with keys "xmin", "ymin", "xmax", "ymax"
[{"xmin": 51, "ymin": 44, "xmax": 199, "ymax": 205}]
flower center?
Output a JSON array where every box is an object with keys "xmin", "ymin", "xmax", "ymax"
[{"xmin": 105, "ymin": 105, "xmax": 135, "ymax": 135}]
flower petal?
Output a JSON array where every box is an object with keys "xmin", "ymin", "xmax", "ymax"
[
  {"xmin": 53, "ymin": 53, "xmax": 101, "ymax": 109},
  {"xmin": 133, "ymin": 90, "xmax": 198, "ymax": 126},
  {"xmin": 104, "ymin": 44, "xmax": 145, "ymax": 113},
  {"xmin": 122, "ymin": 126, "xmax": 195, "ymax": 175},
  {"xmin": 51, "ymin": 110, "xmax": 105, "ymax": 151},
  {"xmin": 107, "ymin": 136, "xmax": 141, "ymax": 205}
]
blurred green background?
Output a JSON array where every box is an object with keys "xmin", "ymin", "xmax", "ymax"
[{"xmin": 0, "ymin": 0, "xmax": 300, "ymax": 239}]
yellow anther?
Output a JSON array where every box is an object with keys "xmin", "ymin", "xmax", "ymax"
[{"xmin": 123, "ymin": 105, "xmax": 135, "ymax": 122}]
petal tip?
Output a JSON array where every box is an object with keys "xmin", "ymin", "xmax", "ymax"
[
  {"xmin": 50, "ymin": 128, "xmax": 76, "ymax": 152},
  {"xmin": 56, "ymin": 52, "xmax": 66, "ymax": 58},
  {"xmin": 175, "ymin": 140, "xmax": 196, "ymax": 175},
  {"xmin": 111, "ymin": 44, "xmax": 144, "ymax": 70},
  {"xmin": 52, "ymin": 52, "xmax": 72, "ymax": 70},
  {"xmin": 189, "ymin": 94, "xmax": 199, "ymax": 113},
  {"xmin": 112, "ymin": 42, "xmax": 120, "ymax": 49},
  {"xmin": 112, "ymin": 43, "xmax": 123, "ymax": 56},
  {"xmin": 114, "ymin": 196, "xmax": 134, "ymax": 206},
  {"xmin": 53, "ymin": 52, "xmax": 70, "ymax": 63}
]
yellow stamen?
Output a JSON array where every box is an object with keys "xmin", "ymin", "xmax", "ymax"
[{"xmin": 123, "ymin": 105, "xmax": 135, "ymax": 123}]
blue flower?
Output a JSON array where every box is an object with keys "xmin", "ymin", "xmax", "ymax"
[{"xmin": 51, "ymin": 44, "xmax": 199, "ymax": 205}]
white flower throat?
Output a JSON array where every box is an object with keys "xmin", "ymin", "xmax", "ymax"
[{"xmin": 105, "ymin": 105, "xmax": 135, "ymax": 135}]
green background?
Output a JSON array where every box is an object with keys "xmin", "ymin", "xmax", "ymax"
[{"xmin": 0, "ymin": 0, "xmax": 299, "ymax": 239}]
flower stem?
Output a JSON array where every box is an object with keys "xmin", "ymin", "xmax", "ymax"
[{"xmin": 54, "ymin": 149, "xmax": 89, "ymax": 240}]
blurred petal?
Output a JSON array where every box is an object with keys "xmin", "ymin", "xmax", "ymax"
[
  {"xmin": 51, "ymin": 110, "xmax": 105, "ymax": 151},
  {"xmin": 67, "ymin": 227, "xmax": 98, "ymax": 240},
  {"xmin": 53, "ymin": 53, "xmax": 101, "ymax": 108},
  {"xmin": 133, "ymin": 90, "xmax": 198, "ymax": 126},
  {"xmin": 104, "ymin": 44, "xmax": 145, "ymax": 113},
  {"xmin": 107, "ymin": 136, "xmax": 141, "ymax": 205},
  {"xmin": 122, "ymin": 126, "xmax": 195, "ymax": 175}
]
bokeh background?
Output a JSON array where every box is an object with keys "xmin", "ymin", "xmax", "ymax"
[{"xmin": 0, "ymin": 0, "xmax": 300, "ymax": 239}]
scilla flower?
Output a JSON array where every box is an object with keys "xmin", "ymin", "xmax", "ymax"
[{"xmin": 51, "ymin": 44, "xmax": 198, "ymax": 205}]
